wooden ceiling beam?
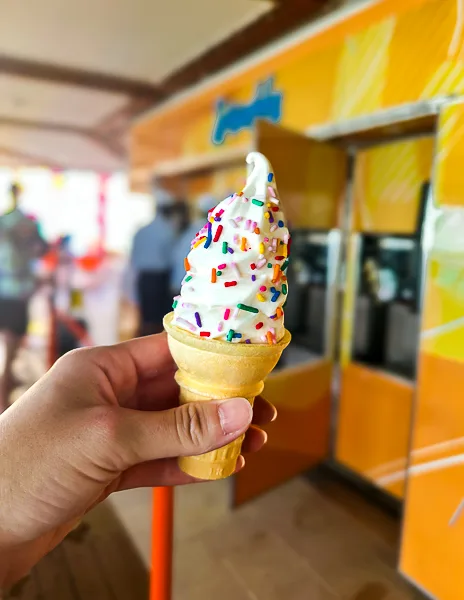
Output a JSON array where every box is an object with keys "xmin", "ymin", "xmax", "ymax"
[
  {"xmin": 161, "ymin": 0, "xmax": 332, "ymax": 95},
  {"xmin": 0, "ymin": 117, "xmax": 87, "ymax": 135},
  {"xmin": 94, "ymin": 97, "xmax": 153, "ymax": 138},
  {"xmin": 0, "ymin": 145, "xmax": 64, "ymax": 168},
  {"xmin": 0, "ymin": 117, "xmax": 126, "ymax": 159},
  {"xmin": 0, "ymin": 54, "xmax": 165, "ymax": 101},
  {"xmin": 96, "ymin": 0, "xmax": 333, "ymax": 140}
]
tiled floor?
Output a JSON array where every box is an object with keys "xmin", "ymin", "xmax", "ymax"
[
  {"xmin": 174, "ymin": 475, "xmax": 423, "ymax": 600},
  {"xmin": 10, "ymin": 474, "xmax": 424, "ymax": 600},
  {"xmin": 110, "ymin": 473, "xmax": 424, "ymax": 600}
]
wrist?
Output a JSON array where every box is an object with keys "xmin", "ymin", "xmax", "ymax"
[
  {"xmin": 0, "ymin": 543, "xmax": 32, "ymax": 589},
  {"xmin": 0, "ymin": 549, "xmax": 13, "ymax": 589}
]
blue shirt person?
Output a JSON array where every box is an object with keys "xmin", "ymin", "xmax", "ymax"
[{"xmin": 129, "ymin": 186, "xmax": 177, "ymax": 335}]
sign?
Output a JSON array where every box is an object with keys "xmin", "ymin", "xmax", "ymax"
[{"xmin": 212, "ymin": 77, "xmax": 283, "ymax": 145}]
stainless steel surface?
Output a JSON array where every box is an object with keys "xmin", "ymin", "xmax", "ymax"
[
  {"xmin": 307, "ymin": 98, "xmax": 448, "ymax": 142},
  {"xmin": 353, "ymin": 295, "xmax": 370, "ymax": 357},
  {"xmin": 398, "ymin": 103, "xmax": 445, "ymax": 584},
  {"xmin": 385, "ymin": 303, "xmax": 420, "ymax": 374},
  {"xmin": 325, "ymin": 228, "xmax": 342, "ymax": 359},
  {"xmin": 306, "ymin": 285, "xmax": 326, "ymax": 353}
]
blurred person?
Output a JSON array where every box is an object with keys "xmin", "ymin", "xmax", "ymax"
[
  {"xmin": 171, "ymin": 193, "xmax": 215, "ymax": 294},
  {"xmin": 0, "ymin": 183, "xmax": 48, "ymax": 413},
  {"xmin": 130, "ymin": 184, "xmax": 177, "ymax": 336},
  {"xmin": 0, "ymin": 332, "xmax": 275, "ymax": 589},
  {"xmin": 173, "ymin": 198, "xmax": 190, "ymax": 236}
]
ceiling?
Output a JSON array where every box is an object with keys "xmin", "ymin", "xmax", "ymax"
[{"xmin": 0, "ymin": 0, "xmax": 335, "ymax": 172}]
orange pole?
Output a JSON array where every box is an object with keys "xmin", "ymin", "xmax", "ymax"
[
  {"xmin": 47, "ymin": 283, "xmax": 58, "ymax": 369},
  {"xmin": 150, "ymin": 487, "xmax": 174, "ymax": 600}
]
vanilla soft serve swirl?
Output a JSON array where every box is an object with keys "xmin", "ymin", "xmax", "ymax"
[{"xmin": 172, "ymin": 152, "xmax": 290, "ymax": 344}]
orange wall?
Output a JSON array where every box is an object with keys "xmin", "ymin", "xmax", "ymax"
[
  {"xmin": 235, "ymin": 360, "xmax": 332, "ymax": 504},
  {"xmin": 336, "ymin": 363, "xmax": 414, "ymax": 498}
]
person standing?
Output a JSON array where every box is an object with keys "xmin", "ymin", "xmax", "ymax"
[
  {"xmin": 0, "ymin": 183, "xmax": 47, "ymax": 413},
  {"xmin": 170, "ymin": 193, "xmax": 214, "ymax": 294},
  {"xmin": 130, "ymin": 184, "xmax": 177, "ymax": 336}
]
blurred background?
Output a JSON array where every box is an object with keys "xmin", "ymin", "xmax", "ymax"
[{"xmin": 2, "ymin": 0, "xmax": 464, "ymax": 598}]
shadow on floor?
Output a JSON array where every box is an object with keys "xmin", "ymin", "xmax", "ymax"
[{"xmin": 9, "ymin": 502, "xmax": 148, "ymax": 600}]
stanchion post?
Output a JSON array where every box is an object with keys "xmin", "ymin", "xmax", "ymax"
[
  {"xmin": 150, "ymin": 486, "xmax": 174, "ymax": 600},
  {"xmin": 47, "ymin": 285, "xmax": 58, "ymax": 369}
]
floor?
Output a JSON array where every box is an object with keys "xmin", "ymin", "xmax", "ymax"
[
  {"xmin": 174, "ymin": 475, "xmax": 424, "ymax": 600},
  {"xmin": 111, "ymin": 473, "xmax": 424, "ymax": 600},
  {"xmin": 7, "ymin": 472, "xmax": 425, "ymax": 600},
  {"xmin": 8, "ymin": 502, "xmax": 148, "ymax": 600}
]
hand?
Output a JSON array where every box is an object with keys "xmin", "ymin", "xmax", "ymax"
[{"xmin": 0, "ymin": 333, "xmax": 276, "ymax": 586}]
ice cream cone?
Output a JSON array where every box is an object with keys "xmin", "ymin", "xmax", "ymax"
[{"xmin": 163, "ymin": 312, "xmax": 291, "ymax": 480}]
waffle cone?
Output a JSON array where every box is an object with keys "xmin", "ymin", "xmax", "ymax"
[{"xmin": 163, "ymin": 312, "xmax": 291, "ymax": 480}]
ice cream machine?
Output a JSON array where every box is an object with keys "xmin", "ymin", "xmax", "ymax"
[
  {"xmin": 137, "ymin": 106, "xmax": 464, "ymax": 600},
  {"xmin": 285, "ymin": 230, "xmax": 339, "ymax": 360},
  {"xmin": 335, "ymin": 136, "xmax": 435, "ymax": 499},
  {"xmin": 352, "ymin": 186, "xmax": 428, "ymax": 381},
  {"xmin": 230, "ymin": 124, "xmax": 435, "ymax": 504}
]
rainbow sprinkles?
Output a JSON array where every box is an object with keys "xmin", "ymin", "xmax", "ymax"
[{"xmin": 172, "ymin": 152, "xmax": 290, "ymax": 345}]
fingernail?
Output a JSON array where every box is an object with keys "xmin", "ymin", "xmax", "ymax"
[{"xmin": 218, "ymin": 398, "xmax": 252, "ymax": 435}]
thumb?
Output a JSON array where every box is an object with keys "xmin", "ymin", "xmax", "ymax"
[{"xmin": 119, "ymin": 397, "xmax": 253, "ymax": 465}]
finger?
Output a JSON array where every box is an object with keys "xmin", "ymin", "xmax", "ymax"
[
  {"xmin": 120, "ymin": 332, "xmax": 175, "ymax": 380},
  {"xmin": 116, "ymin": 455, "xmax": 246, "ymax": 490},
  {"xmin": 119, "ymin": 397, "xmax": 253, "ymax": 464},
  {"xmin": 57, "ymin": 334, "xmax": 176, "ymax": 409},
  {"xmin": 118, "ymin": 458, "xmax": 200, "ymax": 488},
  {"xmin": 132, "ymin": 367, "xmax": 179, "ymax": 411},
  {"xmin": 136, "ymin": 388, "xmax": 276, "ymax": 420},
  {"xmin": 241, "ymin": 426, "xmax": 268, "ymax": 454},
  {"xmin": 252, "ymin": 396, "xmax": 277, "ymax": 426}
]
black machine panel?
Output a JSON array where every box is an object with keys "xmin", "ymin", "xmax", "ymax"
[
  {"xmin": 285, "ymin": 231, "xmax": 331, "ymax": 356},
  {"xmin": 353, "ymin": 235, "xmax": 422, "ymax": 379},
  {"xmin": 352, "ymin": 180, "xmax": 429, "ymax": 379}
]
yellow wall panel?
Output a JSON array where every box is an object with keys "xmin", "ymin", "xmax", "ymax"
[
  {"xmin": 332, "ymin": 17, "xmax": 396, "ymax": 120},
  {"xmin": 353, "ymin": 137, "xmax": 434, "ymax": 233},
  {"xmin": 435, "ymin": 102, "xmax": 464, "ymax": 207},
  {"xmin": 277, "ymin": 43, "xmax": 341, "ymax": 129},
  {"xmin": 384, "ymin": 0, "xmax": 458, "ymax": 105}
]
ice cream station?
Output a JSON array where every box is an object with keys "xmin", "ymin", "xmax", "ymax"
[{"xmin": 131, "ymin": 0, "xmax": 464, "ymax": 598}]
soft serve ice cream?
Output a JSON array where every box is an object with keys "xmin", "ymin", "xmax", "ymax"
[{"xmin": 172, "ymin": 152, "xmax": 290, "ymax": 344}]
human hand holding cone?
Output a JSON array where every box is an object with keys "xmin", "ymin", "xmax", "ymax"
[
  {"xmin": 164, "ymin": 312, "xmax": 290, "ymax": 479},
  {"xmin": 165, "ymin": 152, "xmax": 291, "ymax": 480}
]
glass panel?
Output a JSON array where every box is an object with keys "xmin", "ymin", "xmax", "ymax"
[
  {"xmin": 352, "ymin": 233, "xmax": 422, "ymax": 379},
  {"xmin": 285, "ymin": 230, "xmax": 330, "ymax": 361}
]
